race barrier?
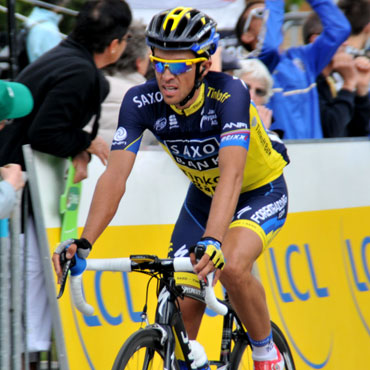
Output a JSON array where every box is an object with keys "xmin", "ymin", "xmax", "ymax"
[
  {"xmin": 24, "ymin": 138, "xmax": 370, "ymax": 369},
  {"xmin": 0, "ymin": 181, "xmax": 27, "ymax": 370}
]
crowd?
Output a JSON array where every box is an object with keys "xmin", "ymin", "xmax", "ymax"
[{"xmin": 0, "ymin": 0, "xmax": 369, "ymax": 368}]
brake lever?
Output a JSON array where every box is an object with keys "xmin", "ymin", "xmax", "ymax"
[{"xmin": 57, "ymin": 251, "xmax": 76, "ymax": 299}]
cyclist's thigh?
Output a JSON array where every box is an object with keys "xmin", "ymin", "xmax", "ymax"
[
  {"xmin": 168, "ymin": 184, "xmax": 211, "ymax": 258},
  {"xmin": 230, "ymin": 174, "xmax": 288, "ymax": 252}
]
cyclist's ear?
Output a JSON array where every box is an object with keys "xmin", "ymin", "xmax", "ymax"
[{"xmin": 200, "ymin": 59, "xmax": 212, "ymax": 76}]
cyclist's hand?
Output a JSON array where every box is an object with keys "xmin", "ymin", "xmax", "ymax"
[
  {"xmin": 52, "ymin": 238, "xmax": 92, "ymax": 284},
  {"xmin": 189, "ymin": 237, "xmax": 225, "ymax": 286}
]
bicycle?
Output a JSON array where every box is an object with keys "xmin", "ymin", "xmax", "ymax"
[{"xmin": 67, "ymin": 253, "xmax": 295, "ymax": 370}]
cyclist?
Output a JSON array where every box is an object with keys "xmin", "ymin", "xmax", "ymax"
[{"xmin": 53, "ymin": 7, "xmax": 289, "ymax": 369}]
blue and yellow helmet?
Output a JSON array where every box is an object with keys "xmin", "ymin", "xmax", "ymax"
[{"xmin": 146, "ymin": 7, "xmax": 219, "ymax": 57}]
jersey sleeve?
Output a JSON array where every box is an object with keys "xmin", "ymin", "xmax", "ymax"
[
  {"xmin": 111, "ymin": 86, "xmax": 147, "ymax": 154},
  {"xmin": 219, "ymin": 78, "xmax": 251, "ymax": 151}
]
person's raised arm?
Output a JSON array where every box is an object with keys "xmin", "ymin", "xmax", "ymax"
[
  {"xmin": 305, "ymin": 0, "xmax": 351, "ymax": 77},
  {"xmin": 258, "ymin": 0, "xmax": 285, "ymax": 72},
  {"xmin": 52, "ymin": 149, "xmax": 136, "ymax": 282}
]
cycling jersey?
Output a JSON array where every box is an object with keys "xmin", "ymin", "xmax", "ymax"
[{"xmin": 112, "ymin": 71, "xmax": 289, "ymax": 197}]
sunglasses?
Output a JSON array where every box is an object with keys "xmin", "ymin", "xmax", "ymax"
[
  {"xmin": 246, "ymin": 83, "xmax": 267, "ymax": 97},
  {"xmin": 242, "ymin": 7, "xmax": 266, "ymax": 34},
  {"xmin": 150, "ymin": 55, "xmax": 207, "ymax": 75}
]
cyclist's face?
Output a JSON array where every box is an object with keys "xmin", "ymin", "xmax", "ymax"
[{"xmin": 152, "ymin": 48, "xmax": 210, "ymax": 108}]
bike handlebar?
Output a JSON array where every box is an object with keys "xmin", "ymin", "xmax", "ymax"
[{"xmin": 69, "ymin": 255, "xmax": 228, "ymax": 316}]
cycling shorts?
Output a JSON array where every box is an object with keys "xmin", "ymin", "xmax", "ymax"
[{"xmin": 168, "ymin": 174, "xmax": 288, "ymax": 259}]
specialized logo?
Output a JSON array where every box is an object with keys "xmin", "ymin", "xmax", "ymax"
[
  {"xmin": 165, "ymin": 137, "xmax": 219, "ymax": 171},
  {"xmin": 236, "ymin": 205, "xmax": 252, "ymax": 219},
  {"xmin": 157, "ymin": 288, "xmax": 171, "ymax": 317},
  {"xmin": 132, "ymin": 91, "xmax": 163, "ymax": 108},
  {"xmin": 207, "ymin": 87, "xmax": 231, "ymax": 103},
  {"xmin": 154, "ymin": 117, "xmax": 167, "ymax": 131},
  {"xmin": 174, "ymin": 244, "xmax": 189, "ymax": 258},
  {"xmin": 251, "ymin": 194, "xmax": 288, "ymax": 224},
  {"xmin": 112, "ymin": 127, "xmax": 127, "ymax": 146}
]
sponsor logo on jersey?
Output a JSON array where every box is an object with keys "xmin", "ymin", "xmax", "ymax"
[
  {"xmin": 154, "ymin": 118, "xmax": 167, "ymax": 131},
  {"xmin": 181, "ymin": 169, "xmax": 219, "ymax": 195},
  {"xmin": 251, "ymin": 117, "xmax": 258, "ymax": 127},
  {"xmin": 112, "ymin": 127, "xmax": 128, "ymax": 146},
  {"xmin": 223, "ymin": 122, "xmax": 249, "ymax": 130},
  {"xmin": 221, "ymin": 134, "xmax": 249, "ymax": 143},
  {"xmin": 169, "ymin": 115, "xmax": 179, "ymax": 129},
  {"xmin": 164, "ymin": 137, "xmax": 219, "ymax": 171},
  {"xmin": 250, "ymin": 194, "xmax": 288, "ymax": 224},
  {"xmin": 200, "ymin": 109, "xmax": 218, "ymax": 129},
  {"xmin": 132, "ymin": 91, "xmax": 163, "ymax": 108},
  {"xmin": 255, "ymin": 124, "xmax": 272, "ymax": 155},
  {"xmin": 207, "ymin": 87, "xmax": 231, "ymax": 103}
]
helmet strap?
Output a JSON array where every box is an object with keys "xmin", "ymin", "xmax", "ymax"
[{"xmin": 178, "ymin": 63, "xmax": 204, "ymax": 107}]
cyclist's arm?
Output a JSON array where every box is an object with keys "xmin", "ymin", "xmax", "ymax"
[
  {"xmin": 52, "ymin": 149, "xmax": 136, "ymax": 281},
  {"xmin": 204, "ymin": 145, "xmax": 246, "ymax": 241},
  {"xmin": 193, "ymin": 145, "xmax": 247, "ymax": 281}
]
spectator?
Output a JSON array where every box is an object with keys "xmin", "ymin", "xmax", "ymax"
[
  {"xmin": 234, "ymin": 58, "xmax": 273, "ymax": 128},
  {"xmin": 0, "ymin": 80, "xmax": 32, "ymax": 219},
  {"xmin": 235, "ymin": 0, "xmax": 351, "ymax": 139},
  {"xmin": 303, "ymin": 11, "xmax": 370, "ymax": 137},
  {"xmin": 338, "ymin": 0, "xmax": 370, "ymax": 57},
  {"xmin": 0, "ymin": 0, "xmax": 132, "ymax": 367},
  {"xmin": 221, "ymin": 47, "xmax": 241, "ymax": 75},
  {"xmin": 25, "ymin": 0, "xmax": 65, "ymax": 64},
  {"xmin": 88, "ymin": 20, "xmax": 152, "ymax": 146}
]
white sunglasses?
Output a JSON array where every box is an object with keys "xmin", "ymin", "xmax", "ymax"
[{"xmin": 242, "ymin": 7, "xmax": 266, "ymax": 34}]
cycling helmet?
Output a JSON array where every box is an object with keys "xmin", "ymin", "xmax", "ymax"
[{"xmin": 146, "ymin": 7, "xmax": 219, "ymax": 57}]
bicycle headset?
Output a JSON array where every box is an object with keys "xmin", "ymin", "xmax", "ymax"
[{"xmin": 145, "ymin": 7, "xmax": 220, "ymax": 106}]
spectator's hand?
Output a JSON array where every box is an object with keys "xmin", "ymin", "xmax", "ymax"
[
  {"xmin": 256, "ymin": 105, "xmax": 273, "ymax": 129},
  {"xmin": 332, "ymin": 52, "xmax": 357, "ymax": 92},
  {"xmin": 72, "ymin": 151, "xmax": 90, "ymax": 183},
  {"xmin": 0, "ymin": 121, "xmax": 5, "ymax": 131},
  {"xmin": 87, "ymin": 136, "xmax": 109, "ymax": 166},
  {"xmin": 354, "ymin": 56, "xmax": 370, "ymax": 97},
  {"xmin": 0, "ymin": 164, "xmax": 25, "ymax": 191}
]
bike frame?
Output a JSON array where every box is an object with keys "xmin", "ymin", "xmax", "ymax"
[{"xmin": 150, "ymin": 271, "xmax": 249, "ymax": 369}]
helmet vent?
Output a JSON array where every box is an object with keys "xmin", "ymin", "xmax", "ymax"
[
  {"xmin": 164, "ymin": 19, "xmax": 174, "ymax": 37},
  {"xmin": 175, "ymin": 17, "xmax": 189, "ymax": 37},
  {"xmin": 188, "ymin": 21, "xmax": 203, "ymax": 38},
  {"xmin": 156, "ymin": 14, "xmax": 166, "ymax": 34}
]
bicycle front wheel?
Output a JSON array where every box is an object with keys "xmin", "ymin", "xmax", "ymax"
[
  {"xmin": 112, "ymin": 328, "xmax": 167, "ymax": 370},
  {"xmin": 229, "ymin": 321, "xmax": 295, "ymax": 370}
]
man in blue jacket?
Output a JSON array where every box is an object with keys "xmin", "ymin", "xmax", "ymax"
[{"xmin": 235, "ymin": 0, "xmax": 351, "ymax": 139}]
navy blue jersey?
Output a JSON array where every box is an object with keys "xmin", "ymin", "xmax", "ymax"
[{"xmin": 112, "ymin": 71, "xmax": 288, "ymax": 196}]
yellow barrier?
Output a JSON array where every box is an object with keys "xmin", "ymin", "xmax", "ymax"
[{"xmin": 30, "ymin": 139, "xmax": 370, "ymax": 369}]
